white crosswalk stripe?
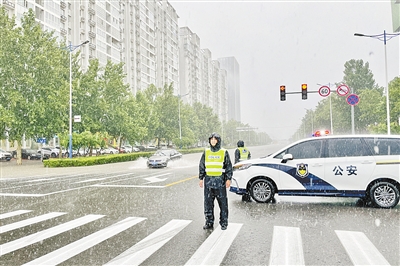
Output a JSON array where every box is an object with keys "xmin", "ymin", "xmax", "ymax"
[
  {"xmin": 0, "ymin": 209, "xmax": 32, "ymax": 219},
  {"xmin": 105, "ymin": 219, "xmax": 192, "ymax": 265},
  {"xmin": 269, "ymin": 226, "xmax": 305, "ymax": 266},
  {"xmin": 0, "ymin": 214, "xmax": 104, "ymax": 256},
  {"xmin": 185, "ymin": 223, "xmax": 243, "ymax": 266},
  {"xmin": 0, "ymin": 212, "xmax": 66, "ymax": 233},
  {"xmin": 0, "ymin": 210, "xmax": 392, "ymax": 265},
  {"xmin": 335, "ymin": 230, "xmax": 391, "ymax": 266},
  {"xmin": 23, "ymin": 217, "xmax": 146, "ymax": 266}
]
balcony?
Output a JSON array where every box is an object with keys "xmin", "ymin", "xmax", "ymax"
[
  {"xmin": 88, "ymin": 31, "xmax": 96, "ymax": 38},
  {"xmin": 2, "ymin": 0, "xmax": 15, "ymax": 9},
  {"xmin": 60, "ymin": 28, "xmax": 67, "ymax": 35},
  {"xmin": 89, "ymin": 19, "xmax": 96, "ymax": 26},
  {"xmin": 60, "ymin": 1, "xmax": 66, "ymax": 9},
  {"xmin": 60, "ymin": 15, "xmax": 67, "ymax": 22},
  {"xmin": 88, "ymin": 7, "xmax": 95, "ymax": 15},
  {"xmin": 89, "ymin": 43, "xmax": 96, "ymax": 50}
]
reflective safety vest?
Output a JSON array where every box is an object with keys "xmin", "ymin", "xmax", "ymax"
[
  {"xmin": 238, "ymin": 147, "xmax": 249, "ymax": 160},
  {"xmin": 205, "ymin": 148, "xmax": 226, "ymax": 176}
]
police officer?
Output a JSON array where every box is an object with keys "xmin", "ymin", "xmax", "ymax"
[
  {"xmin": 234, "ymin": 140, "xmax": 251, "ymax": 164},
  {"xmin": 199, "ymin": 132, "xmax": 232, "ymax": 230}
]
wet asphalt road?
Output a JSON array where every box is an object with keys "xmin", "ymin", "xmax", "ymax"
[{"xmin": 0, "ymin": 147, "xmax": 399, "ymax": 265}]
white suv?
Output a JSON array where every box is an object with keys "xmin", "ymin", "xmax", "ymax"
[
  {"xmin": 0, "ymin": 149, "xmax": 12, "ymax": 161},
  {"xmin": 230, "ymin": 135, "xmax": 400, "ymax": 208}
]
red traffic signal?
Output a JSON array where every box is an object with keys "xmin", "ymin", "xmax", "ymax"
[
  {"xmin": 280, "ymin": 85, "xmax": 286, "ymax": 101},
  {"xmin": 301, "ymin": 84, "xmax": 307, "ymax": 100}
]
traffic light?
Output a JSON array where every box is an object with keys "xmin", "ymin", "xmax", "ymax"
[
  {"xmin": 280, "ymin": 85, "xmax": 286, "ymax": 101},
  {"xmin": 301, "ymin": 84, "xmax": 307, "ymax": 100}
]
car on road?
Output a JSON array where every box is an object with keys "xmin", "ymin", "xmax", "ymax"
[
  {"xmin": 147, "ymin": 149, "xmax": 182, "ymax": 168},
  {"xmin": 230, "ymin": 135, "xmax": 400, "ymax": 208},
  {"xmin": 21, "ymin": 149, "xmax": 42, "ymax": 160},
  {"xmin": 0, "ymin": 149, "xmax": 12, "ymax": 161}
]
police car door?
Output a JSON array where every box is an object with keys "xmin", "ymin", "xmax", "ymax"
[
  {"xmin": 277, "ymin": 139, "xmax": 326, "ymax": 193},
  {"xmin": 323, "ymin": 138, "xmax": 375, "ymax": 193}
]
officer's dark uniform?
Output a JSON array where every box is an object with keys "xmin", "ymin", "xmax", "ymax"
[
  {"xmin": 234, "ymin": 140, "xmax": 251, "ymax": 164},
  {"xmin": 199, "ymin": 133, "xmax": 232, "ymax": 230}
]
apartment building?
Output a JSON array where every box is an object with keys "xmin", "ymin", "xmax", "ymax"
[
  {"xmin": 1, "ymin": 0, "xmax": 233, "ymax": 123},
  {"xmin": 179, "ymin": 27, "xmax": 229, "ymax": 120},
  {"xmin": 121, "ymin": 0, "xmax": 179, "ymax": 95},
  {"xmin": 218, "ymin": 57, "xmax": 241, "ymax": 122}
]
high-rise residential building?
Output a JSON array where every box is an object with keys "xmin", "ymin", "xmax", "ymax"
[
  {"xmin": 179, "ymin": 27, "xmax": 201, "ymax": 104},
  {"xmin": 218, "ymin": 57, "xmax": 241, "ymax": 122},
  {"xmin": 1, "ymin": 0, "xmax": 227, "ymax": 121},
  {"xmin": 200, "ymin": 49, "xmax": 212, "ymax": 107},
  {"xmin": 179, "ymin": 27, "xmax": 228, "ymax": 120},
  {"xmin": 121, "ymin": 0, "xmax": 179, "ymax": 95}
]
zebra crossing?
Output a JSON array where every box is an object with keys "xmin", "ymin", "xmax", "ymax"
[{"xmin": 0, "ymin": 209, "xmax": 392, "ymax": 265}]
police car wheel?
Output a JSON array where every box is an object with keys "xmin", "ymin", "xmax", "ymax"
[
  {"xmin": 369, "ymin": 182, "xmax": 399, "ymax": 208},
  {"xmin": 250, "ymin": 179, "xmax": 275, "ymax": 203}
]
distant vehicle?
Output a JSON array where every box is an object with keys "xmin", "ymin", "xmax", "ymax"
[
  {"xmin": 38, "ymin": 147, "xmax": 59, "ymax": 158},
  {"xmin": 146, "ymin": 145, "xmax": 157, "ymax": 151},
  {"xmin": 147, "ymin": 149, "xmax": 182, "ymax": 168},
  {"xmin": 102, "ymin": 147, "xmax": 119, "ymax": 154},
  {"xmin": 230, "ymin": 134, "xmax": 400, "ymax": 208},
  {"xmin": 21, "ymin": 149, "xmax": 41, "ymax": 160},
  {"xmin": 0, "ymin": 149, "xmax": 12, "ymax": 161},
  {"xmin": 122, "ymin": 145, "xmax": 140, "ymax": 152}
]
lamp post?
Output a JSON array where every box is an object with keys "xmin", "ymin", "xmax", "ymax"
[
  {"xmin": 317, "ymin": 82, "xmax": 334, "ymax": 135},
  {"xmin": 304, "ymin": 108, "xmax": 314, "ymax": 136},
  {"xmin": 178, "ymin": 92, "xmax": 190, "ymax": 141},
  {"xmin": 354, "ymin": 31, "xmax": 400, "ymax": 135},
  {"xmin": 67, "ymin": 40, "xmax": 89, "ymax": 158}
]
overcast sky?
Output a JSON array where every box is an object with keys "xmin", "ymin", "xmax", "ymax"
[{"xmin": 170, "ymin": 0, "xmax": 399, "ymax": 140}]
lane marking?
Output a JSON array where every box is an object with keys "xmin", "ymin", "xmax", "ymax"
[
  {"xmin": 92, "ymin": 185, "xmax": 165, "ymax": 188},
  {"xmin": 0, "ymin": 212, "xmax": 66, "ymax": 233},
  {"xmin": 105, "ymin": 219, "xmax": 192, "ymax": 265},
  {"xmin": 165, "ymin": 176, "xmax": 197, "ymax": 187},
  {"xmin": 23, "ymin": 217, "xmax": 146, "ymax": 266},
  {"xmin": 185, "ymin": 223, "xmax": 242, "ymax": 266},
  {"xmin": 335, "ymin": 230, "xmax": 390, "ymax": 265},
  {"xmin": 269, "ymin": 226, "xmax": 305, "ymax": 266},
  {"xmin": 0, "ymin": 210, "xmax": 32, "ymax": 220},
  {"xmin": 0, "ymin": 214, "xmax": 104, "ymax": 256}
]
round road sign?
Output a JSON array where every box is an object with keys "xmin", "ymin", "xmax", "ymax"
[
  {"xmin": 337, "ymin": 84, "xmax": 350, "ymax": 96},
  {"xmin": 346, "ymin": 94, "xmax": 359, "ymax": 106},
  {"xmin": 318, "ymin": 86, "xmax": 330, "ymax": 97}
]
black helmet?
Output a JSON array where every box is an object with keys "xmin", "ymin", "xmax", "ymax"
[{"xmin": 237, "ymin": 140, "xmax": 244, "ymax": 147}]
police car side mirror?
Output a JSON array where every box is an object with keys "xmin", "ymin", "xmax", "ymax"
[{"xmin": 281, "ymin": 154, "xmax": 293, "ymax": 163}]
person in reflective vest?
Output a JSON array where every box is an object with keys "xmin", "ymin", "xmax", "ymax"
[
  {"xmin": 199, "ymin": 132, "xmax": 233, "ymax": 230},
  {"xmin": 234, "ymin": 140, "xmax": 251, "ymax": 164}
]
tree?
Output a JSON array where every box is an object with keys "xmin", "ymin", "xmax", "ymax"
[{"xmin": 0, "ymin": 8, "xmax": 68, "ymax": 164}]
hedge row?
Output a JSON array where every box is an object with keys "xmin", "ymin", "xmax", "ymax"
[{"xmin": 42, "ymin": 148, "xmax": 205, "ymax": 168}]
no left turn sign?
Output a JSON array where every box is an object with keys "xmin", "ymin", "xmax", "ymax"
[{"xmin": 318, "ymin": 86, "xmax": 330, "ymax": 97}]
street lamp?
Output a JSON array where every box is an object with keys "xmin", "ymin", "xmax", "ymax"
[
  {"xmin": 178, "ymin": 92, "xmax": 190, "ymax": 141},
  {"xmin": 67, "ymin": 40, "xmax": 89, "ymax": 158},
  {"xmin": 304, "ymin": 108, "xmax": 314, "ymax": 136},
  {"xmin": 354, "ymin": 31, "xmax": 400, "ymax": 135}
]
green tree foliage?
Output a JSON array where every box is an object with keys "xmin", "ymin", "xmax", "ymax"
[
  {"xmin": 0, "ymin": 8, "xmax": 68, "ymax": 164},
  {"xmin": 294, "ymin": 58, "xmax": 400, "ymax": 139}
]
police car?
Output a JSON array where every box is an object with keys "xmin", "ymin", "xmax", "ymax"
[{"xmin": 229, "ymin": 135, "xmax": 400, "ymax": 208}]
